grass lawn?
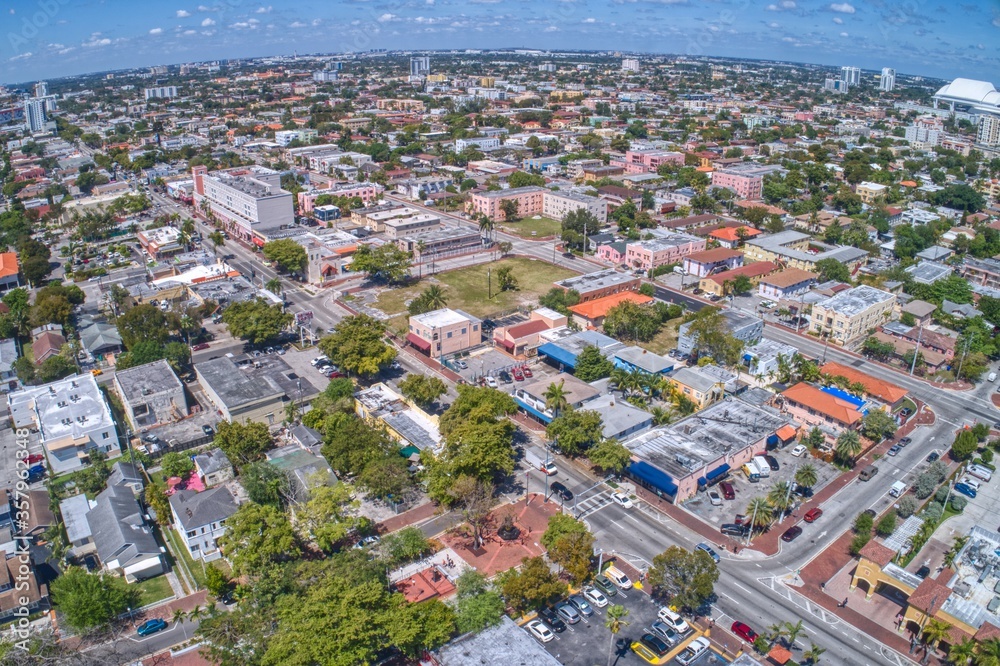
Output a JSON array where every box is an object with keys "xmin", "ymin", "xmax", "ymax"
[
  {"xmin": 499, "ymin": 216, "xmax": 562, "ymax": 238},
  {"xmin": 164, "ymin": 526, "xmax": 207, "ymax": 591},
  {"xmin": 373, "ymin": 257, "xmax": 578, "ymax": 320},
  {"xmin": 135, "ymin": 574, "xmax": 175, "ymax": 607},
  {"xmin": 639, "ymin": 317, "xmax": 684, "ymax": 355}
]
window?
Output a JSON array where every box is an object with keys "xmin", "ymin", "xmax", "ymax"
[
  {"xmin": 186, "ymin": 530, "xmax": 197, "ymax": 538},
  {"xmin": 102, "ymin": 432, "xmax": 110, "ymax": 439},
  {"xmin": 446, "ymin": 331, "xmax": 452, "ymax": 339}
]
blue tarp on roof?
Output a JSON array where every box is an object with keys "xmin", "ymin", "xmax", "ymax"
[
  {"xmin": 515, "ymin": 398, "xmax": 554, "ymax": 424},
  {"xmin": 537, "ymin": 342, "xmax": 578, "ymax": 368},
  {"xmin": 628, "ymin": 460, "xmax": 677, "ymax": 497},
  {"xmin": 706, "ymin": 463, "xmax": 730, "ymax": 482}
]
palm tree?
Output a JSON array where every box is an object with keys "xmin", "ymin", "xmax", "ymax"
[
  {"xmin": 649, "ymin": 406, "xmax": 676, "ymax": 426},
  {"xmin": 187, "ymin": 604, "xmax": 207, "ymax": 626},
  {"xmin": 544, "ymin": 380, "xmax": 569, "ymax": 417},
  {"xmin": 834, "ymin": 431, "xmax": 862, "ymax": 465},
  {"xmin": 784, "ymin": 619, "xmax": 807, "ymax": 648},
  {"xmin": 976, "ymin": 638, "xmax": 1000, "ymax": 666},
  {"xmin": 265, "ymin": 278, "xmax": 282, "ymax": 295},
  {"xmin": 767, "ymin": 482, "xmax": 794, "ymax": 517},
  {"xmin": 767, "ymin": 622, "xmax": 790, "ymax": 648},
  {"xmin": 795, "ymin": 464, "xmax": 819, "ymax": 490},
  {"xmin": 416, "ymin": 240, "xmax": 427, "ymax": 276},
  {"xmin": 746, "ymin": 496, "xmax": 774, "ymax": 532},
  {"xmin": 172, "ymin": 607, "xmax": 188, "ymax": 640},
  {"xmin": 478, "ymin": 214, "xmax": 495, "ymax": 241},
  {"xmin": 422, "ymin": 285, "xmax": 447, "ymax": 310},
  {"xmin": 922, "ymin": 619, "xmax": 952, "ymax": 655},
  {"xmin": 950, "ymin": 638, "xmax": 976, "ymax": 666},
  {"xmin": 610, "ymin": 368, "xmax": 639, "ymax": 399},
  {"xmin": 803, "ymin": 642, "xmax": 826, "ymax": 665},
  {"xmin": 605, "ymin": 604, "xmax": 630, "ymax": 666}
]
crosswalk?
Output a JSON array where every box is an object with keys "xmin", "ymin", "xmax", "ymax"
[{"xmin": 574, "ymin": 490, "xmax": 615, "ymax": 518}]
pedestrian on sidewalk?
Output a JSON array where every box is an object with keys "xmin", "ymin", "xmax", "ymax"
[{"xmin": 841, "ymin": 597, "xmax": 848, "ymax": 608}]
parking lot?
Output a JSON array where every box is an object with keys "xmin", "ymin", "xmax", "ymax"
[
  {"xmin": 683, "ymin": 443, "xmax": 841, "ymax": 530},
  {"xmin": 448, "ymin": 348, "xmax": 563, "ymax": 389}
]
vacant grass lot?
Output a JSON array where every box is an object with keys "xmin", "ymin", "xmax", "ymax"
[
  {"xmin": 373, "ymin": 257, "xmax": 578, "ymax": 320},
  {"xmin": 638, "ymin": 317, "xmax": 684, "ymax": 355},
  {"xmin": 499, "ymin": 216, "xmax": 562, "ymax": 238}
]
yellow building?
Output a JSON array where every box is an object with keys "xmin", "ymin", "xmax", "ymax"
[
  {"xmin": 856, "ymin": 181, "xmax": 888, "ymax": 204},
  {"xmin": 667, "ymin": 367, "xmax": 723, "ymax": 409},
  {"xmin": 743, "ymin": 230, "xmax": 868, "ymax": 273},
  {"xmin": 480, "ymin": 76, "xmax": 495, "ymax": 87},
  {"xmin": 809, "ymin": 285, "xmax": 895, "ymax": 346}
]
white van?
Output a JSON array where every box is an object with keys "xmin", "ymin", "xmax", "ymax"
[
  {"xmin": 751, "ymin": 457, "xmax": 771, "ymax": 478},
  {"xmin": 603, "ymin": 565, "xmax": 633, "ymax": 590},
  {"xmin": 889, "ymin": 481, "xmax": 907, "ymax": 498},
  {"xmin": 967, "ymin": 464, "xmax": 993, "ymax": 482},
  {"xmin": 989, "ymin": 372, "xmax": 997, "ymax": 383}
]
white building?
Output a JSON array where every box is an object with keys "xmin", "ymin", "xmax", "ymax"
[
  {"xmin": 880, "ymin": 68, "xmax": 896, "ymax": 92},
  {"xmin": 144, "ymin": 86, "xmax": 178, "ymax": 100},
  {"xmin": 904, "ymin": 125, "xmax": 942, "ymax": 146},
  {"xmin": 542, "ymin": 190, "xmax": 609, "ymax": 224},
  {"xmin": 274, "ymin": 129, "xmax": 318, "ymax": 147},
  {"xmin": 7, "ymin": 373, "xmax": 119, "ymax": 474},
  {"xmin": 841, "ymin": 66, "xmax": 861, "ymax": 86},
  {"xmin": 979, "ymin": 115, "xmax": 1000, "ymax": 147},
  {"xmin": 23, "ymin": 98, "xmax": 46, "ymax": 133},
  {"xmin": 191, "ymin": 165, "xmax": 295, "ymax": 243},
  {"xmin": 169, "ymin": 486, "xmax": 239, "ymax": 562},
  {"xmin": 410, "ymin": 56, "xmax": 430, "ymax": 78},
  {"xmin": 454, "ymin": 137, "xmax": 501, "ymax": 152},
  {"xmin": 622, "ymin": 59, "xmax": 640, "ymax": 72}
]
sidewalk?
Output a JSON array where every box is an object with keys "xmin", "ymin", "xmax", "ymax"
[{"xmin": 377, "ymin": 500, "xmax": 439, "ymax": 534}]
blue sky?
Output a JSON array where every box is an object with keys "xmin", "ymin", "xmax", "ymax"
[{"xmin": 2, "ymin": 0, "xmax": 998, "ymax": 84}]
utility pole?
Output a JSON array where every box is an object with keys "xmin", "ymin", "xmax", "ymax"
[
  {"xmin": 779, "ymin": 475, "xmax": 795, "ymax": 524},
  {"xmin": 956, "ymin": 334, "xmax": 973, "ymax": 381},
  {"xmin": 909, "ymin": 324, "xmax": 923, "ymax": 376},
  {"xmin": 745, "ymin": 500, "xmax": 759, "ymax": 547}
]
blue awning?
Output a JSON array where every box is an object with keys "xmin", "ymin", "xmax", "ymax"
[
  {"xmin": 743, "ymin": 353, "xmax": 754, "ymax": 361},
  {"xmin": 537, "ymin": 342, "xmax": 578, "ymax": 369},
  {"xmin": 515, "ymin": 398, "xmax": 554, "ymax": 424},
  {"xmin": 628, "ymin": 460, "xmax": 677, "ymax": 497},
  {"xmin": 697, "ymin": 477, "xmax": 707, "ymax": 486},
  {"xmin": 706, "ymin": 463, "xmax": 730, "ymax": 482},
  {"xmin": 767, "ymin": 434, "xmax": 779, "ymax": 446}
]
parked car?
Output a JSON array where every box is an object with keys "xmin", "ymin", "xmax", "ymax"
[
  {"xmin": 791, "ymin": 444, "xmax": 807, "ymax": 457},
  {"xmin": 720, "ymin": 481, "xmax": 736, "ymax": 500},
  {"xmin": 525, "ymin": 619, "xmax": 555, "ymax": 643},
  {"xmin": 353, "ymin": 535, "xmax": 380, "ymax": 549},
  {"xmin": 695, "ymin": 542, "xmax": 720, "ymax": 563},
  {"xmin": 731, "ymin": 621, "xmax": 758, "ymax": 642},
  {"xmin": 522, "ymin": 366, "xmax": 533, "ymax": 378},
  {"xmin": 550, "ymin": 482, "xmax": 573, "ymax": 502},
  {"xmin": 512, "ymin": 367, "xmax": 524, "ymax": 381},
  {"xmin": 191, "ymin": 343, "xmax": 210, "ymax": 351},
  {"xmin": 781, "ymin": 525, "xmax": 803, "ymax": 542},
  {"xmin": 657, "ymin": 607, "xmax": 690, "ymax": 634},
  {"xmin": 954, "ymin": 483, "xmax": 977, "ymax": 499},
  {"xmin": 721, "ymin": 523, "xmax": 748, "ymax": 537},
  {"xmin": 568, "ymin": 594, "xmax": 594, "ymax": 617},
  {"xmin": 611, "ymin": 492, "xmax": 634, "ymax": 509},
  {"xmin": 676, "ymin": 637, "xmax": 711, "ymax": 666},
  {"xmin": 804, "ymin": 508, "xmax": 823, "ymax": 523},
  {"xmin": 708, "ymin": 490, "xmax": 723, "ymax": 506},
  {"xmin": 554, "ymin": 601, "xmax": 581, "ymax": 624},
  {"xmin": 901, "ymin": 407, "xmax": 914, "ymax": 417},
  {"xmin": 762, "ymin": 454, "xmax": 780, "ymax": 471},
  {"xmin": 26, "ymin": 454, "xmax": 44, "ymax": 465},
  {"xmin": 593, "ymin": 574, "xmax": 618, "ymax": 598},
  {"xmin": 899, "ymin": 437, "xmax": 912, "ymax": 446},
  {"xmin": 651, "ymin": 620, "xmax": 680, "ymax": 645},
  {"xmin": 926, "ymin": 451, "xmax": 940, "ymax": 463},
  {"xmin": 887, "ymin": 445, "xmax": 901, "ymax": 457},
  {"xmin": 498, "ymin": 370, "xmax": 513, "ymax": 384},
  {"xmin": 137, "ymin": 618, "xmax": 168, "ymax": 637},
  {"xmin": 454, "ymin": 360, "xmax": 468, "ymax": 370},
  {"xmin": 202, "ymin": 425, "xmax": 214, "ymax": 436},
  {"xmin": 582, "ymin": 586, "xmax": 608, "ymax": 608},
  {"xmin": 484, "ymin": 376, "xmax": 499, "ymax": 389},
  {"xmin": 639, "ymin": 633, "xmax": 671, "ymax": 657},
  {"xmin": 537, "ymin": 607, "xmax": 566, "ymax": 632}
]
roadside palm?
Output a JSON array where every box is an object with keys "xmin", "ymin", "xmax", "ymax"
[
  {"xmin": 949, "ymin": 638, "xmax": 976, "ymax": 665},
  {"xmin": 605, "ymin": 604, "xmax": 630, "ymax": 666},
  {"xmin": 922, "ymin": 619, "xmax": 951, "ymax": 654},
  {"xmin": 172, "ymin": 607, "xmax": 188, "ymax": 640},
  {"xmin": 767, "ymin": 482, "xmax": 793, "ymax": 517},
  {"xmin": 803, "ymin": 642, "xmax": 826, "ymax": 665},
  {"xmin": 544, "ymin": 380, "xmax": 569, "ymax": 417},
  {"xmin": 784, "ymin": 619, "xmax": 807, "ymax": 648},
  {"xmin": 746, "ymin": 496, "xmax": 774, "ymax": 532},
  {"xmin": 187, "ymin": 604, "xmax": 207, "ymax": 626},
  {"xmin": 794, "ymin": 464, "xmax": 819, "ymax": 490},
  {"xmin": 767, "ymin": 622, "xmax": 790, "ymax": 648},
  {"xmin": 265, "ymin": 278, "xmax": 282, "ymax": 295},
  {"xmin": 834, "ymin": 431, "xmax": 862, "ymax": 464}
]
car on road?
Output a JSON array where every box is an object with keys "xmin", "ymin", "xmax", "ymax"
[
  {"xmin": 915, "ymin": 565, "xmax": 931, "ymax": 579},
  {"xmin": 695, "ymin": 542, "xmax": 720, "ymax": 563},
  {"xmin": 610, "ymin": 492, "xmax": 634, "ymax": 509},
  {"xmin": 592, "ymin": 574, "xmax": 618, "ymax": 598},
  {"xmin": 639, "ymin": 633, "xmax": 671, "ymax": 657},
  {"xmin": 791, "ymin": 444, "xmax": 807, "ymax": 457},
  {"xmin": 781, "ymin": 525, "xmax": 803, "ymax": 542},
  {"xmin": 651, "ymin": 620, "xmax": 680, "ymax": 645},
  {"xmin": 731, "ymin": 621, "xmax": 758, "ymax": 642},
  {"xmin": 676, "ymin": 637, "xmax": 711, "ymax": 666},
  {"xmin": 721, "ymin": 523, "xmax": 748, "ymax": 537},
  {"xmin": 484, "ymin": 376, "xmax": 499, "ymax": 389},
  {"xmin": 708, "ymin": 490, "xmax": 723, "ymax": 506},
  {"xmin": 926, "ymin": 451, "xmax": 940, "ymax": 463},
  {"xmin": 191, "ymin": 343, "xmax": 210, "ymax": 351},
  {"xmin": 887, "ymin": 445, "xmax": 901, "ymax": 457},
  {"xmin": 522, "ymin": 366, "xmax": 533, "ymax": 378},
  {"xmin": 554, "ymin": 601, "xmax": 581, "ymax": 624},
  {"xmin": 550, "ymin": 482, "xmax": 573, "ymax": 501},
  {"xmin": 762, "ymin": 454, "xmax": 780, "ymax": 471},
  {"xmin": 202, "ymin": 425, "xmax": 214, "ymax": 436},
  {"xmin": 568, "ymin": 594, "xmax": 594, "ymax": 617},
  {"xmin": 954, "ymin": 483, "xmax": 977, "ymax": 499},
  {"xmin": 804, "ymin": 508, "xmax": 823, "ymax": 523},
  {"xmin": 454, "ymin": 360, "xmax": 468, "ymax": 370},
  {"xmin": 90, "ymin": 368, "xmax": 103, "ymax": 376},
  {"xmin": 901, "ymin": 407, "xmax": 914, "ymax": 417},
  {"xmin": 525, "ymin": 619, "xmax": 554, "ymax": 643},
  {"xmin": 583, "ymin": 586, "xmax": 608, "ymax": 608},
  {"xmin": 137, "ymin": 619, "xmax": 168, "ymax": 637},
  {"xmin": 899, "ymin": 437, "xmax": 912, "ymax": 446},
  {"xmin": 537, "ymin": 607, "xmax": 566, "ymax": 632}
]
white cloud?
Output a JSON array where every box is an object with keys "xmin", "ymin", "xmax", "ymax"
[
  {"xmin": 231, "ymin": 21, "xmax": 252, "ymax": 29},
  {"xmin": 201, "ymin": 17, "xmax": 215, "ymax": 26},
  {"xmin": 377, "ymin": 13, "xmax": 397, "ymax": 22},
  {"xmin": 832, "ymin": 17, "xmax": 843, "ymax": 23},
  {"xmin": 8, "ymin": 52, "xmax": 31, "ymax": 62},
  {"xmin": 426, "ymin": 0, "xmax": 435, "ymax": 4},
  {"xmin": 176, "ymin": 9, "xmax": 190, "ymax": 17},
  {"xmin": 829, "ymin": 3, "xmax": 855, "ymax": 13},
  {"xmin": 583, "ymin": 17, "xmax": 596, "ymax": 22},
  {"xmin": 781, "ymin": 36, "xmax": 796, "ymax": 42},
  {"xmin": 183, "ymin": 29, "xmax": 197, "ymax": 35},
  {"xmin": 768, "ymin": 21, "xmax": 780, "ymax": 28},
  {"xmin": 197, "ymin": 4, "xmax": 214, "ymax": 11},
  {"xmin": 289, "ymin": 21, "xmax": 307, "ymax": 28},
  {"xmin": 83, "ymin": 36, "xmax": 112, "ymax": 47},
  {"xmin": 255, "ymin": 5, "xmax": 272, "ymax": 12},
  {"xmin": 782, "ymin": 0, "xmax": 795, "ymax": 7},
  {"xmin": 544, "ymin": 25, "xmax": 559, "ymax": 32},
  {"xmin": 840, "ymin": 31, "xmax": 849, "ymax": 37},
  {"xmin": 992, "ymin": 15, "xmax": 1000, "ymax": 27},
  {"xmin": 149, "ymin": 27, "xmax": 163, "ymax": 34},
  {"xmin": 311, "ymin": 18, "xmax": 322, "ymax": 26}
]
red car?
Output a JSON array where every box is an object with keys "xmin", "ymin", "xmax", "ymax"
[
  {"xmin": 804, "ymin": 508, "xmax": 823, "ymax": 523},
  {"xmin": 731, "ymin": 621, "xmax": 757, "ymax": 642},
  {"xmin": 26, "ymin": 454, "xmax": 44, "ymax": 465},
  {"xmin": 522, "ymin": 366, "xmax": 533, "ymax": 378},
  {"xmin": 191, "ymin": 343, "xmax": 210, "ymax": 351},
  {"xmin": 512, "ymin": 367, "xmax": 524, "ymax": 381}
]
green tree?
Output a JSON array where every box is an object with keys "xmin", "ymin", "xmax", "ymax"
[
  {"xmin": 834, "ymin": 430, "xmax": 862, "ymax": 465},
  {"xmin": 240, "ymin": 461, "xmax": 292, "ymax": 508},
  {"xmin": 498, "ymin": 555, "xmax": 567, "ymax": 613},
  {"xmin": 950, "ymin": 429, "xmax": 979, "ymax": 461},
  {"xmin": 588, "ymin": 438, "xmax": 632, "ymax": 474},
  {"xmin": 728, "ymin": 274, "xmax": 754, "ymax": 295},
  {"xmin": 38, "ymin": 355, "xmax": 76, "ymax": 383},
  {"xmin": 546, "ymin": 409, "xmax": 604, "ymax": 457},
  {"xmin": 544, "ymin": 380, "xmax": 570, "ymax": 417},
  {"xmin": 746, "ymin": 496, "xmax": 774, "ymax": 532},
  {"xmin": 853, "ymin": 511, "xmax": 874, "ymax": 535},
  {"xmin": 455, "ymin": 569, "xmax": 504, "ymax": 634},
  {"xmin": 496, "ymin": 265, "xmax": 518, "ymax": 292},
  {"xmin": 647, "ymin": 545, "xmax": 719, "ymax": 611},
  {"xmin": 398, "ymin": 374, "xmax": 447, "ymax": 408},
  {"xmin": 144, "ymin": 483, "xmax": 172, "ymax": 527},
  {"xmin": 214, "ymin": 420, "xmax": 273, "ymax": 469},
  {"xmin": 498, "ymin": 198, "xmax": 520, "ymax": 222},
  {"xmin": 815, "ymin": 258, "xmax": 851, "ymax": 283},
  {"xmin": 574, "ymin": 344, "xmax": 615, "ymax": 381},
  {"xmin": 860, "ymin": 409, "xmax": 898, "ymax": 442},
  {"xmin": 539, "ymin": 287, "xmax": 581, "ymax": 315},
  {"xmin": 379, "ymin": 526, "xmax": 432, "ymax": 567},
  {"xmin": 221, "ymin": 299, "xmax": 292, "ymax": 345},
  {"xmin": 160, "ymin": 451, "xmax": 195, "ymax": 480},
  {"xmin": 602, "ymin": 301, "xmax": 661, "ymax": 342},
  {"xmin": 204, "ymin": 563, "xmax": 231, "ymax": 598},
  {"xmin": 298, "ymin": 482, "xmax": 363, "ymax": 553},
  {"xmin": 683, "ymin": 307, "xmax": 745, "ymax": 366},
  {"xmin": 875, "ymin": 513, "xmax": 897, "ymax": 537},
  {"xmin": 50, "ymin": 568, "xmax": 140, "ymax": 633},
  {"xmin": 219, "ymin": 503, "xmax": 301, "ymax": 577},
  {"xmin": 319, "ymin": 314, "xmax": 396, "ymax": 377},
  {"xmin": 350, "ymin": 243, "xmax": 412, "ymax": 284},
  {"xmin": 795, "ymin": 464, "xmax": 818, "ymax": 490},
  {"xmin": 543, "ymin": 515, "xmax": 595, "ymax": 584},
  {"xmin": 262, "ymin": 239, "xmax": 307, "ymax": 273},
  {"xmin": 507, "ymin": 170, "xmax": 546, "ymax": 188}
]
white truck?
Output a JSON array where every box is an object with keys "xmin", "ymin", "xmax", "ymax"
[
  {"xmin": 525, "ymin": 450, "xmax": 557, "ymax": 476},
  {"xmin": 751, "ymin": 456, "xmax": 771, "ymax": 478},
  {"xmin": 889, "ymin": 480, "xmax": 907, "ymax": 498}
]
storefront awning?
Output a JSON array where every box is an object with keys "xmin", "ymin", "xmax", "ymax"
[
  {"xmin": 628, "ymin": 460, "xmax": 677, "ymax": 497},
  {"xmin": 706, "ymin": 463, "xmax": 730, "ymax": 482},
  {"xmin": 406, "ymin": 333, "xmax": 431, "ymax": 351}
]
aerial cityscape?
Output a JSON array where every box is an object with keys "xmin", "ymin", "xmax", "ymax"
[{"xmin": 0, "ymin": 2, "xmax": 999, "ymax": 666}]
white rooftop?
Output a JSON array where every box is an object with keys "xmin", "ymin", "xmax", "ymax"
[
  {"xmin": 410, "ymin": 307, "xmax": 480, "ymax": 329},
  {"xmin": 7, "ymin": 373, "xmax": 114, "ymax": 441}
]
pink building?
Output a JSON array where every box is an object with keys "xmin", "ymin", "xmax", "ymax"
[
  {"xmin": 611, "ymin": 149, "xmax": 685, "ymax": 175},
  {"xmin": 298, "ymin": 183, "xmax": 381, "ymax": 214},
  {"xmin": 597, "ymin": 242, "xmax": 627, "ymax": 265},
  {"xmin": 407, "ymin": 308, "xmax": 482, "ymax": 359},
  {"xmin": 467, "ymin": 186, "xmax": 546, "ymax": 221},
  {"xmin": 711, "ymin": 168, "xmax": 764, "ymax": 200},
  {"xmin": 624, "ymin": 233, "xmax": 706, "ymax": 271}
]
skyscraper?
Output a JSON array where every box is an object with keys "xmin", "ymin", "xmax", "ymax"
[
  {"xmin": 409, "ymin": 56, "xmax": 430, "ymax": 78},
  {"xmin": 622, "ymin": 58, "xmax": 640, "ymax": 72},
  {"xmin": 880, "ymin": 68, "xmax": 896, "ymax": 92},
  {"xmin": 840, "ymin": 66, "xmax": 861, "ymax": 86},
  {"xmin": 23, "ymin": 98, "xmax": 46, "ymax": 133},
  {"xmin": 33, "ymin": 81, "xmax": 47, "ymax": 98}
]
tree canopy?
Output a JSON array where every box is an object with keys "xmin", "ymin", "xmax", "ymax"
[
  {"xmin": 50, "ymin": 568, "xmax": 140, "ymax": 633},
  {"xmin": 319, "ymin": 314, "xmax": 396, "ymax": 377},
  {"xmin": 647, "ymin": 546, "xmax": 719, "ymax": 611},
  {"xmin": 221, "ymin": 299, "xmax": 292, "ymax": 345},
  {"xmin": 262, "ymin": 239, "xmax": 308, "ymax": 273}
]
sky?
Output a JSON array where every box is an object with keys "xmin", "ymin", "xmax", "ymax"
[{"xmin": 1, "ymin": 0, "xmax": 999, "ymax": 84}]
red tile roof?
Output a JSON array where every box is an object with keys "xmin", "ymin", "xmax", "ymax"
[
  {"xmin": 504, "ymin": 319, "xmax": 551, "ymax": 340},
  {"xmin": 703, "ymin": 261, "xmax": 778, "ymax": 286},
  {"xmin": 907, "ymin": 574, "xmax": 951, "ymax": 615},
  {"xmin": 708, "ymin": 226, "xmax": 762, "ymax": 242},
  {"xmin": 0, "ymin": 252, "xmax": 19, "ymax": 279},
  {"xmin": 569, "ymin": 291, "xmax": 653, "ymax": 320},
  {"xmin": 819, "ymin": 362, "xmax": 909, "ymax": 404},
  {"xmin": 858, "ymin": 540, "xmax": 896, "ymax": 567},
  {"xmin": 781, "ymin": 382, "xmax": 863, "ymax": 426}
]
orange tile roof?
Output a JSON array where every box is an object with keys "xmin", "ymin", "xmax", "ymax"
[
  {"xmin": 708, "ymin": 226, "xmax": 761, "ymax": 242},
  {"xmin": 504, "ymin": 319, "xmax": 551, "ymax": 339},
  {"xmin": 568, "ymin": 291, "xmax": 653, "ymax": 320},
  {"xmin": 819, "ymin": 362, "xmax": 909, "ymax": 404},
  {"xmin": 704, "ymin": 261, "xmax": 778, "ymax": 286},
  {"xmin": 0, "ymin": 252, "xmax": 18, "ymax": 279},
  {"xmin": 776, "ymin": 424, "xmax": 798, "ymax": 441},
  {"xmin": 908, "ymin": 574, "xmax": 951, "ymax": 615},
  {"xmin": 781, "ymin": 382, "xmax": 863, "ymax": 426},
  {"xmin": 684, "ymin": 247, "xmax": 743, "ymax": 264},
  {"xmin": 859, "ymin": 540, "xmax": 897, "ymax": 567}
]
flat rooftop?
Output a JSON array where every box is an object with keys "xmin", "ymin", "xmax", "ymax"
[
  {"xmin": 629, "ymin": 233, "xmax": 700, "ymax": 252},
  {"xmin": 747, "ymin": 230, "xmax": 868, "ymax": 265},
  {"xmin": 476, "ymin": 186, "xmax": 547, "ymax": 198},
  {"xmin": 115, "ymin": 359, "xmax": 182, "ymax": 403},
  {"xmin": 410, "ymin": 307, "xmax": 481, "ymax": 329},
  {"xmin": 815, "ymin": 285, "xmax": 894, "ymax": 317},
  {"xmin": 196, "ymin": 357, "xmax": 283, "ymax": 409},
  {"xmin": 554, "ymin": 269, "xmax": 638, "ymax": 295},
  {"xmin": 625, "ymin": 398, "xmax": 789, "ymax": 478},
  {"xmin": 8, "ymin": 373, "xmax": 114, "ymax": 439}
]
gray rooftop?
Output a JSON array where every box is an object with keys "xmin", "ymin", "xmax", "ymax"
[
  {"xmin": 7, "ymin": 373, "xmax": 114, "ymax": 439},
  {"xmin": 87, "ymin": 481, "xmax": 161, "ymax": 570},
  {"xmin": 554, "ymin": 269, "xmax": 638, "ymax": 295},
  {"xmin": 0, "ymin": 338, "xmax": 16, "ymax": 374},
  {"xmin": 170, "ymin": 486, "xmax": 238, "ymax": 531},
  {"xmin": 519, "ymin": 372, "xmax": 600, "ymax": 406},
  {"xmin": 905, "ymin": 261, "xmax": 952, "ymax": 285},
  {"xmin": 614, "ymin": 346, "xmax": 673, "ymax": 374},
  {"xmin": 916, "ymin": 245, "xmax": 953, "ymax": 262},
  {"xmin": 549, "ymin": 330, "xmax": 624, "ymax": 360},
  {"xmin": 193, "ymin": 449, "xmax": 232, "ymax": 476},
  {"xmin": 579, "ymin": 395, "xmax": 653, "ymax": 440},
  {"xmin": 670, "ymin": 366, "xmax": 722, "ymax": 394},
  {"xmin": 382, "ymin": 410, "xmax": 441, "ymax": 452},
  {"xmin": 196, "ymin": 356, "xmax": 284, "ymax": 410},
  {"xmin": 59, "ymin": 493, "xmax": 95, "ymax": 545},
  {"xmin": 815, "ymin": 285, "xmax": 894, "ymax": 317},
  {"xmin": 628, "ymin": 232, "xmax": 700, "ymax": 252},
  {"xmin": 747, "ymin": 229, "xmax": 868, "ymax": 265},
  {"xmin": 477, "ymin": 185, "xmax": 547, "ymax": 199},
  {"xmin": 745, "ymin": 338, "xmax": 798, "ymax": 363},
  {"xmin": 115, "ymin": 359, "xmax": 182, "ymax": 403},
  {"xmin": 435, "ymin": 616, "xmax": 562, "ymax": 666},
  {"xmin": 625, "ymin": 398, "xmax": 789, "ymax": 478}
]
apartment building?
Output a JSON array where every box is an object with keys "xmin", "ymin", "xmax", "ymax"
[
  {"xmin": 468, "ymin": 186, "xmax": 546, "ymax": 221},
  {"xmin": 382, "ymin": 213, "xmax": 441, "ymax": 240},
  {"xmin": 856, "ymin": 181, "xmax": 888, "ymax": 204},
  {"xmin": 699, "ymin": 261, "xmax": 779, "ymax": 297},
  {"xmin": 962, "ymin": 257, "xmax": 1000, "ymax": 291},
  {"xmin": 744, "ymin": 230, "xmax": 868, "ymax": 273},
  {"xmin": 681, "ymin": 247, "xmax": 744, "ymax": 278},
  {"xmin": 677, "ymin": 309, "xmax": 763, "ymax": 356},
  {"xmin": 297, "ymin": 182, "xmax": 381, "ymax": 214},
  {"xmin": 455, "ymin": 137, "xmax": 501, "ymax": 152},
  {"xmin": 757, "ymin": 268, "xmax": 818, "ymax": 300},
  {"xmin": 610, "ymin": 149, "xmax": 685, "ymax": 175},
  {"xmin": 624, "ymin": 233, "xmax": 706, "ymax": 271},
  {"xmin": 565, "ymin": 158, "xmax": 603, "ymax": 179},
  {"xmin": 192, "ymin": 166, "xmax": 294, "ymax": 244},
  {"xmin": 407, "ymin": 308, "xmax": 482, "ymax": 359},
  {"xmin": 780, "ymin": 382, "xmax": 864, "ymax": 432},
  {"xmin": 396, "ymin": 227, "xmax": 485, "ymax": 259},
  {"xmin": 711, "ymin": 163, "xmax": 782, "ymax": 200},
  {"xmin": 542, "ymin": 191, "xmax": 609, "ymax": 224},
  {"xmin": 809, "ymin": 285, "xmax": 896, "ymax": 346}
]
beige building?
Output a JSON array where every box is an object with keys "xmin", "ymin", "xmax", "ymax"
[
  {"xmin": 809, "ymin": 285, "xmax": 895, "ymax": 346},
  {"xmin": 195, "ymin": 357, "xmax": 285, "ymax": 425},
  {"xmin": 856, "ymin": 181, "xmax": 888, "ymax": 204},
  {"xmin": 743, "ymin": 230, "xmax": 868, "ymax": 273},
  {"xmin": 407, "ymin": 308, "xmax": 482, "ymax": 359}
]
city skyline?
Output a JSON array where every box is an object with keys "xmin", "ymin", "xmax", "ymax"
[{"xmin": 1, "ymin": 0, "xmax": 999, "ymax": 83}]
